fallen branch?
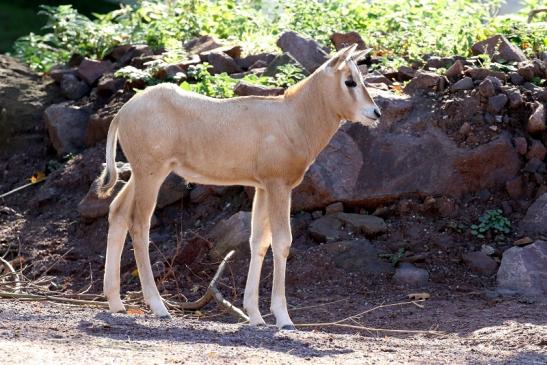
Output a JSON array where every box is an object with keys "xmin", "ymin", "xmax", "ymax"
[
  {"xmin": 0, "ymin": 177, "xmax": 47, "ymax": 199},
  {"xmin": 168, "ymin": 250, "xmax": 249, "ymax": 322}
]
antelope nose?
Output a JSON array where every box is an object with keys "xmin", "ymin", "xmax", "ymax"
[{"xmin": 373, "ymin": 108, "xmax": 382, "ymax": 119}]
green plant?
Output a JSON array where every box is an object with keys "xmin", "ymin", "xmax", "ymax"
[
  {"xmin": 470, "ymin": 209, "xmax": 511, "ymax": 239},
  {"xmin": 272, "ymin": 64, "xmax": 306, "ymax": 88}
]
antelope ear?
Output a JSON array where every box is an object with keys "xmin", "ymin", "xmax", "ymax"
[
  {"xmin": 326, "ymin": 43, "xmax": 358, "ymax": 70},
  {"xmin": 352, "ymin": 48, "xmax": 373, "ymax": 63}
]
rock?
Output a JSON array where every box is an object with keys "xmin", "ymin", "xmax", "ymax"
[
  {"xmin": 459, "ymin": 122, "xmax": 472, "ymax": 136},
  {"xmin": 293, "ymin": 129, "xmax": 521, "ymax": 211},
  {"xmin": 157, "ymin": 173, "xmax": 187, "ymax": 209},
  {"xmin": 330, "ymin": 31, "xmax": 367, "ymax": 51},
  {"xmin": 44, "ymin": 102, "xmax": 91, "ymax": 156},
  {"xmin": 517, "ymin": 62, "xmax": 535, "ymax": 82},
  {"xmin": 466, "ymin": 68, "xmax": 506, "ymax": 81},
  {"xmin": 368, "ymin": 88, "xmax": 413, "ymax": 125},
  {"xmin": 58, "ymin": 74, "xmax": 90, "ymax": 100},
  {"xmin": 445, "ymin": 60, "xmax": 465, "ymax": 80},
  {"xmin": 462, "ymin": 251, "xmax": 498, "ymax": 275},
  {"xmin": 507, "ymin": 89, "xmax": 524, "ymax": 109},
  {"xmin": 110, "ymin": 45, "xmax": 153, "ymax": 65},
  {"xmin": 199, "ymin": 45, "xmax": 242, "ymax": 61},
  {"xmin": 49, "ymin": 67, "xmax": 77, "ymax": 83},
  {"xmin": 471, "ymin": 35, "xmax": 527, "ymax": 63},
  {"xmin": 174, "ymin": 235, "xmax": 211, "ymax": 266},
  {"xmin": 403, "ymin": 71, "xmax": 445, "ymax": 94},
  {"xmin": 262, "ymin": 52, "xmax": 306, "ymax": 77},
  {"xmin": 96, "ymin": 75, "xmax": 124, "ymax": 97},
  {"xmin": 183, "ymin": 35, "xmax": 223, "ymax": 55},
  {"xmin": 519, "ymin": 193, "xmax": 547, "ymax": 237},
  {"xmin": 84, "ymin": 111, "xmax": 112, "ymax": 147},
  {"xmin": 333, "ymin": 213, "xmax": 387, "ymax": 237},
  {"xmin": 487, "ymin": 94, "xmax": 508, "ymax": 114},
  {"xmin": 78, "ymin": 179, "xmax": 125, "ymax": 220},
  {"xmin": 451, "ymin": 76, "xmax": 474, "ymax": 91},
  {"xmin": 77, "ymin": 59, "xmax": 114, "ymax": 85},
  {"xmin": 523, "ymin": 158, "xmax": 545, "ymax": 173},
  {"xmin": 236, "ymin": 53, "xmax": 276, "ymax": 70},
  {"xmin": 277, "ymin": 31, "xmax": 329, "ymax": 73},
  {"xmin": 505, "ymin": 176, "xmax": 524, "ymax": 199},
  {"xmin": 209, "ymin": 211, "xmax": 251, "ymax": 258},
  {"xmin": 233, "ymin": 81, "xmax": 284, "ymax": 97},
  {"xmin": 514, "ymin": 237, "xmax": 533, "ymax": 247},
  {"xmin": 425, "ymin": 56, "xmax": 455, "ymax": 69},
  {"xmin": 514, "ymin": 137, "xmax": 527, "ymax": 155},
  {"xmin": 325, "ymin": 202, "xmax": 344, "ymax": 214},
  {"xmin": 497, "ymin": 241, "xmax": 547, "ymax": 296},
  {"xmin": 322, "ymin": 240, "xmax": 394, "ymax": 274},
  {"xmin": 526, "ymin": 140, "xmax": 546, "ymax": 161},
  {"xmin": 308, "ymin": 216, "xmax": 344, "ymax": 242},
  {"xmin": 509, "ymin": 72, "xmax": 525, "ymax": 85},
  {"xmin": 527, "ymin": 103, "xmax": 545, "ymax": 134},
  {"xmin": 207, "ymin": 52, "xmax": 242, "ymax": 75},
  {"xmin": 397, "ymin": 66, "xmax": 416, "ymax": 81},
  {"xmin": 478, "ymin": 78, "xmax": 496, "ymax": 97},
  {"xmin": 154, "ymin": 64, "xmax": 186, "ymax": 81},
  {"xmin": 105, "ymin": 45, "xmax": 134, "ymax": 61},
  {"xmin": 393, "ymin": 263, "xmax": 429, "ymax": 287},
  {"xmin": 364, "ymin": 72, "xmax": 392, "ymax": 85}
]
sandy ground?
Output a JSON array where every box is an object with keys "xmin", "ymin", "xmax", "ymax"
[{"xmin": 0, "ymin": 299, "xmax": 546, "ymax": 365}]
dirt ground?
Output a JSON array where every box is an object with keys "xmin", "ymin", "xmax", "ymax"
[{"xmin": 0, "ymin": 298, "xmax": 545, "ymax": 365}]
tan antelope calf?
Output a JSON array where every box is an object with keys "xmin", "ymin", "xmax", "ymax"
[{"xmin": 97, "ymin": 44, "xmax": 381, "ymax": 330}]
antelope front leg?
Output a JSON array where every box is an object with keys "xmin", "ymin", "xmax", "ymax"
[
  {"xmin": 266, "ymin": 184, "xmax": 294, "ymax": 330},
  {"xmin": 244, "ymin": 188, "xmax": 271, "ymax": 326}
]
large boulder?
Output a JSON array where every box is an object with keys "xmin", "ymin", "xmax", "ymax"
[
  {"xmin": 44, "ymin": 102, "xmax": 92, "ymax": 156},
  {"xmin": 277, "ymin": 31, "xmax": 329, "ymax": 73},
  {"xmin": 519, "ymin": 193, "xmax": 547, "ymax": 238},
  {"xmin": 293, "ymin": 125, "xmax": 520, "ymax": 211},
  {"xmin": 497, "ymin": 241, "xmax": 547, "ymax": 296},
  {"xmin": 471, "ymin": 35, "xmax": 527, "ymax": 63},
  {"xmin": 209, "ymin": 211, "xmax": 251, "ymax": 258}
]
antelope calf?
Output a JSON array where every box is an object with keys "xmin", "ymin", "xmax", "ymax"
[{"xmin": 97, "ymin": 44, "xmax": 381, "ymax": 330}]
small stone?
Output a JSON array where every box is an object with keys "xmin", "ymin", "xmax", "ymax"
[
  {"xmin": 451, "ymin": 76, "xmax": 474, "ymax": 91},
  {"xmin": 445, "ymin": 60, "xmax": 465, "ymax": 80},
  {"xmin": 308, "ymin": 216, "xmax": 344, "ymax": 243},
  {"xmin": 509, "ymin": 72, "xmax": 525, "ymax": 85},
  {"xmin": 393, "ymin": 263, "xmax": 429, "ymax": 287},
  {"xmin": 209, "ymin": 211, "xmax": 251, "ymax": 258},
  {"xmin": 487, "ymin": 94, "xmax": 508, "ymax": 114},
  {"xmin": 527, "ymin": 104, "xmax": 546, "ymax": 134},
  {"xmin": 333, "ymin": 212, "xmax": 387, "ymax": 237},
  {"xmin": 60, "ymin": 74, "xmax": 90, "ymax": 100},
  {"xmin": 507, "ymin": 89, "xmax": 524, "ymax": 109},
  {"xmin": 481, "ymin": 244, "xmax": 496, "ymax": 256},
  {"xmin": 325, "ymin": 202, "xmax": 344, "ymax": 214},
  {"xmin": 311, "ymin": 210, "xmax": 323, "ymax": 219},
  {"xmin": 514, "ymin": 137, "xmax": 527, "ymax": 155},
  {"xmin": 462, "ymin": 251, "xmax": 498, "ymax": 276},
  {"xmin": 519, "ymin": 193, "xmax": 547, "ymax": 237},
  {"xmin": 459, "ymin": 122, "xmax": 472, "ymax": 136},
  {"xmin": 514, "ymin": 237, "xmax": 533, "ymax": 247},
  {"xmin": 526, "ymin": 140, "xmax": 546, "ymax": 161},
  {"xmin": 466, "ymin": 68, "xmax": 507, "ymax": 81},
  {"xmin": 523, "ymin": 158, "xmax": 545, "ymax": 173},
  {"xmin": 156, "ymin": 173, "xmax": 187, "ymax": 209},
  {"xmin": 404, "ymin": 71, "xmax": 445, "ymax": 94},
  {"xmin": 478, "ymin": 78, "xmax": 496, "ymax": 97},
  {"xmin": 517, "ymin": 62, "xmax": 535, "ymax": 82},
  {"xmin": 505, "ymin": 176, "xmax": 524, "ymax": 199}
]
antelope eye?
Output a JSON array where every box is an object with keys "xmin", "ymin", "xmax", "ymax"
[{"xmin": 345, "ymin": 80, "xmax": 357, "ymax": 88}]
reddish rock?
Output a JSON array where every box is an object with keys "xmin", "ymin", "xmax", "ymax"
[
  {"xmin": 526, "ymin": 140, "xmax": 547, "ymax": 161},
  {"xmin": 466, "ymin": 68, "xmax": 507, "ymax": 81},
  {"xmin": 505, "ymin": 176, "xmax": 524, "ymax": 199},
  {"xmin": 236, "ymin": 53, "xmax": 276, "ymax": 70},
  {"xmin": 451, "ymin": 77, "xmax": 474, "ymax": 91},
  {"xmin": 507, "ymin": 89, "xmax": 524, "ymax": 109},
  {"xmin": 154, "ymin": 64, "xmax": 185, "ymax": 81},
  {"xmin": 96, "ymin": 74, "xmax": 124, "ymax": 97},
  {"xmin": 207, "ymin": 52, "xmax": 242, "ymax": 74},
  {"xmin": 199, "ymin": 45, "xmax": 242, "ymax": 61},
  {"xmin": 514, "ymin": 137, "xmax": 527, "ymax": 155},
  {"xmin": 517, "ymin": 61, "xmax": 536, "ymax": 82},
  {"xmin": 509, "ymin": 72, "xmax": 525, "ymax": 85},
  {"xmin": 462, "ymin": 251, "xmax": 498, "ymax": 276},
  {"xmin": 84, "ymin": 112, "xmax": 112, "ymax": 147},
  {"xmin": 184, "ymin": 35, "xmax": 223, "ymax": 55},
  {"xmin": 445, "ymin": 60, "xmax": 465, "ymax": 80},
  {"xmin": 527, "ymin": 103, "xmax": 546, "ymax": 134},
  {"xmin": 403, "ymin": 71, "xmax": 446, "ymax": 94},
  {"xmin": 277, "ymin": 31, "xmax": 329, "ymax": 73},
  {"xmin": 44, "ymin": 102, "xmax": 91, "ymax": 156},
  {"xmin": 330, "ymin": 31, "xmax": 367, "ymax": 51},
  {"xmin": 487, "ymin": 94, "xmax": 508, "ymax": 114},
  {"xmin": 233, "ymin": 81, "xmax": 284, "ymax": 97},
  {"xmin": 78, "ymin": 179, "xmax": 125, "ymax": 220},
  {"xmin": 77, "ymin": 59, "xmax": 114, "ymax": 85},
  {"xmin": 471, "ymin": 35, "xmax": 527, "ymax": 63}
]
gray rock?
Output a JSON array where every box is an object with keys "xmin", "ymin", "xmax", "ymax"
[
  {"xmin": 60, "ymin": 74, "xmax": 90, "ymax": 100},
  {"xmin": 77, "ymin": 58, "xmax": 114, "ymax": 85},
  {"xmin": 393, "ymin": 263, "xmax": 429, "ymax": 287},
  {"xmin": 262, "ymin": 52, "xmax": 306, "ymax": 77},
  {"xmin": 236, "ymin": 53, "xmax": 276, "ymax": 70},
  {"xmin": 466, "ymin": 68, "xmax": 507, "ymax": 81},
  {"xmin": 44, "ymin": 102, "xmax": 91, "ymax": 156},
  {"xmin": 369, "ymin": 88, "xmax": 413, "ymax": 125},
  {"xmin": 519, "ymin": 193, "xmax": 547, "ymax": 237},
  {"xmin": 209, "ymin": 211, "xmax": 251, "ymax": 258},
  {"xmin": 451, "ymin": 76, "xmax": 474, "ymax": 91},
  {"xmin": 277, "ymin": 31, "xmax": 329, "ymax": 73},
  {"xmin": 308, "ymin": 215, "xmax": 344, "ymax": 242},
  {"xmin": 478, "ymin": 78, "xmax": 496, "ymax": 97},
  {"xmin": 321, "ymin": 240, "xmax": 394, "ymax": 274},
  {"xmin": 497, "ymin": 241, "xmax": 547, "ymax": 296},
  {"xmin": 487, "ymin": 94, "xmax": 508, "ymax": 114},
  {"xmin": 157, "ymin": 173, "xmax": 187, "ymax": 209},
  {"xmin": 509, "ymin": 72, "xmax": 525, "ymax": 85},
  {"xmin": 207, "ymin": 52, "xmax": 242, "ymax": 75},
  {"xmin": 333, "ymin": 212, "xmax": 387, "ymax": 237},
  {"xmin": 507, "ymin": 89, "xmax": 524, "ymax": 109},
  {"xmin": 404, "ymin": 71, "xmax": 445, "ymax": 94},
  {"xmin": 462, "ymin": 251, "xmax": 498, "ymax": 275},
  {"xmin": 471, "ymin": 35, "xmax": 527, "ymax": 63}
]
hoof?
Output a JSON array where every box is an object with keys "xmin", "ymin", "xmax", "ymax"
[{"xmin": 280, "ymin": 324, "xmax": 296, "ymax": 331}]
